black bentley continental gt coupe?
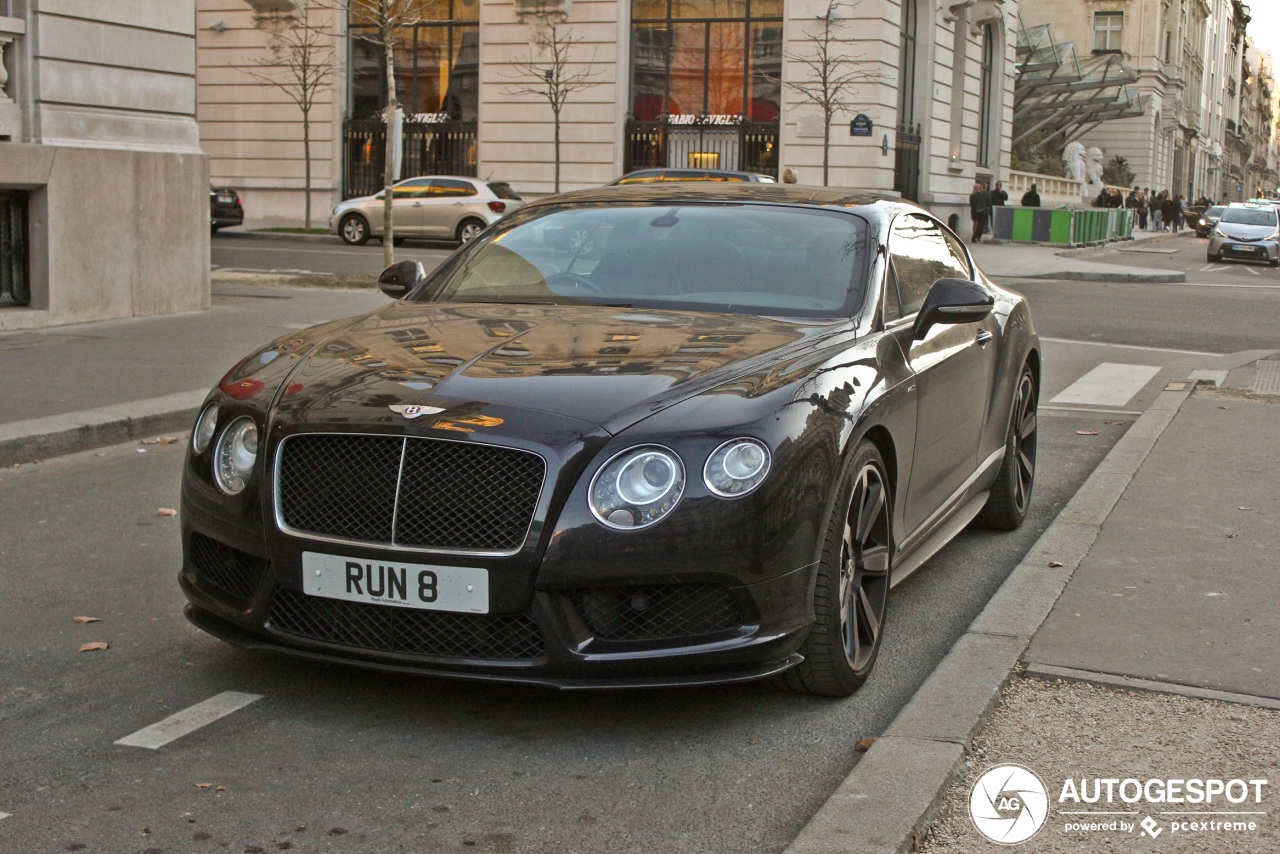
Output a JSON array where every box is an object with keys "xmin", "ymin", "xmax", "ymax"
[{"xmin": 180, "ymin": 183, "xmax": 1040, "ymax": 697}]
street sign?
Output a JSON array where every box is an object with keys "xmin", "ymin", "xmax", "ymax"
[{"xmin": 850, "ymin": 114, "xmax": 873, "ymax": 137}]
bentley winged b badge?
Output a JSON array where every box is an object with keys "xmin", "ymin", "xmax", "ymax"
[{"xmin": 389, "ymin": 404, "xmax": 445, "ymax": 419}]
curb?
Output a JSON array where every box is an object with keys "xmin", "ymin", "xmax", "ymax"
[
  {"xmin": 784, "ymin": 382, "xmax": 1198, "ymax": 854},
  {"xmin": 1020, "ymin": 270, "xmax": 1186, "ymax": 283},
  {"xmin": 0, "ymin": 390, "xmax": 208, "ymax": 467},
  {"xmin": 216, "ymin": 229, "xmax": 339, "ymax": 245}
]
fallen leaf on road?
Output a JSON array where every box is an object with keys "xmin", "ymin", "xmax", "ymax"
[
  {"xmin": 141, "ymin": 436, "xmax": 180, "ymax": 445},
  {"xmin": 156, "ymin": 508, "xmax": 178, "ymax": 517},
  {"xmin": 94, "ymin": 452, "xmax": 108, "ymax": 457},
  {"xmin": 136, "ymin": 449, "xmax": 147, "ymax": 454},
  {"xmin": 855, "ymin": 737, "xmax": 877, "ymax": 751},
  {"xmin": 72, "ymin": 616, "xmax": 101, "ymax": 624},
  {"xmin": 1048, "ymin": 561, "xmax": 1063, "ymax": 568},
  {"xmin": 1237, "ymin": 507, "xmax": 1253, "ymax": 511},
  {"xmin": 746, "ymin": 738, "xmax": 761, "ymax": 745},
  {"xmin": 79, "ymin": 642, "xmax": 109, "ymax": 652},
  {"xmin": 1075, "ymin": 430, "xmax": 1100, "ymax": 435},
  {"xmin": 216, "ymin": 786, "xmax": 225, "ymax": 791},
  {"xmin": 195, "ymin": 783, "xmax": 213, "ymax": 789}
]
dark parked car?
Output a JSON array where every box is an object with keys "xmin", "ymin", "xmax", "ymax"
[
  {"xmin": 210, "ymin": 187, "xmax": 244, "ymax": 233},
  {"xmin": 180, "ymin": 184, "xmax": 1040, "ymax": 697},
  {"xmin": 1193, "ymin": 205, "xmax": 1224, "ymax": 237},
  {"xmin": 610, "ymin": 168, "xmax": 777, "ymax": 185}
]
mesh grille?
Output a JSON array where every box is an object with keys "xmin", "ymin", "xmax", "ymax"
[
  {"xmin": 190, "ymin": 533, "xmax": 270, "ymax": 605},
  {"xmin": 277, "ymin": 434, "xmax": 545, "ymax": 552},
  {"xmin": 572, "ymin": 585, "xmax": 744, "ymax": 641},
  {"xmin": 266, "ymin": 587, "xmax": 545, "ymax": 660}
]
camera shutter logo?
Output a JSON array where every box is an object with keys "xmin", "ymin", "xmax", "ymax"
[{"xmin": 969, "ymin": 764, "xmax": 1050, "ymax": 844}]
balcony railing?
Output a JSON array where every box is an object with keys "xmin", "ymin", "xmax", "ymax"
[{"xmin": 0, "ymin": 11, "xmax": 24, "ymax": 140}]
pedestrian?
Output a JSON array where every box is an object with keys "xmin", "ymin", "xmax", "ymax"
[
  {"xmin": 1021, "ymin": 183, "xmax": 1041, "ymax": 207},
  {"xmin": 1162, "ymin": 193, "xmax": 1176, "ymax": 233},
  {"xmin": 1136, "ymin": 190, "xmax": 1148, "ymax": 230},
  {"xmin": 969, "ymin": 181, "xmax": 991, "ymax": 243},
  {"xmin": 991, "ymin": 181, "xmax": 1008, "ymax": 206},
  {"xmin": 1150, "ymin": 192, "xmax": 1163, "ymax": 231}
]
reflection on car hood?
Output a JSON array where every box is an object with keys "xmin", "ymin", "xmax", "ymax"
[
  {"xmin": 272, "ymin": 302, "xmax": 846, "ymax": 433},
  {"xmin": 1216, "ymin": 223, "xmax": 1275, "ymax": 240}
]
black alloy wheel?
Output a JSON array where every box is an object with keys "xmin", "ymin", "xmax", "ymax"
[
  {"xmin": 976, "ymin": 364, "xmax": 1038, "ymax": 530},
  {"xmin": 772, "ymin": 441, "xmax": 892, "ymax": 697}
]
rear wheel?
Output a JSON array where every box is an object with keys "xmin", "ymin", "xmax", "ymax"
[
  {"xmin": 457, "ymin": 218, "xmax": 486, "ymax": 244},
  {"xmin": 976, "ymin": 363, "xmax": 1038, "ymax": 530},
  {"xmin": 340, "ymin": 214, "xmax": 370, "ymax": 246},
  {"xmin": 771, "ymin": 441, "xmax": 892, "ymax": 697}
]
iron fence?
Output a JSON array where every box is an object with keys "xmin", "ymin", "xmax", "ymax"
[
  {"xmin": 893, "ymin": 123, "xmax": 922, "ymax": 203},
  {"xmin": 624, "ymin": 119, "xmax": 780, "ymax": 178},
  {"xmin": 343, "ymin": 118, "xmax": 478, "ymax": 199}
]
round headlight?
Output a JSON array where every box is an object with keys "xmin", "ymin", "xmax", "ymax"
[
  {"xmin": 589, "ymin": 446, "xmax": 685, "ymax": 530},
  {"xmin": 212, "ymin": 416, "xmax": 259, "ymax": 495},
  {"xmin": 704, "ymin": 438, "xmax": 771, "ymax": 497},
  {"xmin": 192, "ymin": 403, "xmax": 219, "ymax": 454}
]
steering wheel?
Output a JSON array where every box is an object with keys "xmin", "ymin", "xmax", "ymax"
[{"xmin": 546, "ymin": 272, "xmax": 603, "ymax": 296}]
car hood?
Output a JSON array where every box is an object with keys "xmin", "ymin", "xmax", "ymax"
[
  {"xmin": 1216, "ymin": 222, "xmax": 1276, "ymax": 240},
  {"xmin": 269, "ymin": 302, "xmax": 846, "ymax": 435}
]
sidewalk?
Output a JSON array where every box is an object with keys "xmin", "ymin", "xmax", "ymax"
[
  {"xmin": 786, "ymin": 355, "xmax": 1280, "ymax": 853},
  {"xmin": 971, "ymin": 229, "xmax": 1186, "ymax": 283}
]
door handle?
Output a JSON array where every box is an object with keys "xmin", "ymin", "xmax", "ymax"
[{"xmin": 976, "ymin": 331, "xmax": 994, "ymax": 344}]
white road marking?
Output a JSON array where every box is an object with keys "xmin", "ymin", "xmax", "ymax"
[
  {"xmin": 1041, "ymin": 337, "xmax": 1221, "ymax": 357},
  {"xmin": 114, "ymin": 692, "xmax": 262, "ymax": 749},
  {"xmin": 1050, "ymin": 363, "xmax": 1162, "ymax": 407},
  {"xmin": 1198, "ymin": 264, "xmax": 1231, "ymax": 272},
  {"xmin": 0, "ymin": 812, "xmax": 9, "ymax": 820},
  {"xmin": 1245, "ymin": 266, "xmax": 1261, "ymax": 276}
]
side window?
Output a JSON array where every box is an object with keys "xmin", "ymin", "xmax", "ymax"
[
  {"xmin": 888, "ymin": 214, "xmax": 970, "ymax": 315},
  {"xmin": 434, "ymin": 179, "xmax": 478, "ymax": 198},
  {"xmin": 392, "ymin": 179, "xmax": 432, "ymax": 198},
  {"xmin": 883, "ymin": 260, "xmax": 903, "ymax": 323},
  {"xmin": 941, "ymin": 230, "xmax": 972, "ymax": 279}
]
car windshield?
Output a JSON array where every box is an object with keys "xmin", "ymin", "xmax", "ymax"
[
  {"xmin": 417, "ymin": 203, "xmax": 870, "ymax": 317},
  {"xmin": 1220, "ymin": 207, "xmax": 1277, "ymax": 226},
  {"xmin": 1205, "ymin": 207, "xmax": 1224, "ymax": 218}
]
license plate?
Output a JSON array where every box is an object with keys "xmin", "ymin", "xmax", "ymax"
[
  {"xmin": 216, "ymin": 194, "xmax": 234, "ymax": 203},
  {"xmin": 1232, "ymin": 244, "xmax": 1257, "ymax": 252},
  {"xmin": 302, "ymin": 552, "xmax": 488, "ymax": 613}
]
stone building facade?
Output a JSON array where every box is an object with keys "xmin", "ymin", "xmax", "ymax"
[
  {"xmin": 1019, "ymin": 0, "xmax": 1277, "ymax": 203},
  {"xmin": 0, "ymin": 0, "xmax": 209, "ymax": 330},
  {"xmin": 197, "ymin": 0, "xmax": 1021, "ymax": 230}
]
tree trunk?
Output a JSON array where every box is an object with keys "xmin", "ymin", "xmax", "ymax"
[
  {"xmin": 382, "ymin": 28, "xmax": 398, "ymax": 268},
  {"xmin": 822, "ymin": 116, "xmax": 831, "ymax": 187},
  {"xmin": 302, "ymin": 107, "xmax": 312, "ymax": 230},
  {"xmin": 553, "ymin": 106, "xmax": 561, "ymax": 193}
]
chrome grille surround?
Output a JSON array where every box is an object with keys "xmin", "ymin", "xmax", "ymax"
[{"xmin": 274, "ymin": 432, "xmax": 547, "ymax": 556}]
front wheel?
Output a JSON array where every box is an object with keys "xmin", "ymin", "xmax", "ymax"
[
  {"xmin": 340, "ymin": 214, "xmax": 370, "ymax": 246},
  {"xmin": 457, "ymin": 218, "xmax": 486, "ymax": 244},
  {"xmin": 976, "ymin": 363, "xmax": 1038, "ymax": 530},
  {"xmin": 771, "ymin": 441, "xmax": 892, "ymax": 697}
]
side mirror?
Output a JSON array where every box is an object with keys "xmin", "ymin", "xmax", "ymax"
[
  {"xmin": 377, "ymin": 260, "xmax": 427, "ymax": 300},
  {"xmin": 911, "ymin": 278, "xmax": 994, "ymax": 340}
]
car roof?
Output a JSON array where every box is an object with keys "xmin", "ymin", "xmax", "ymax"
[
  {"xmin": 523, "ymin": 182, "xmax": 900, "ymax": 215},
  {"xmin": 612, "ymin": 168, "xmax": 773, "ymax": 183}
]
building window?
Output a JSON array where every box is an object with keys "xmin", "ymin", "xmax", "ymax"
[
  {"xmin": 899, "ymin": 0, "xmax": 918, "ymax": 124},
  {"xmin": 349, "ymin": 0, "xmax": 480, "ymax": 121},
  {"xmin": 977, "ymin": 24, "xmax": 996, "ymax": 167},
  {"xmin": 630, "ymin": 0, "xmax": 783, "ymax": 122},
  {"xmin": 1093, "ymin": 12, "xmax": 1123, "ymax": 53}
]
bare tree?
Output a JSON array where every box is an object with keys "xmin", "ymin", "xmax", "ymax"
[
  {"xmin": 342, "ymin": 0, "xmax": 432, "ymax": 265},
  {"xmin": 770, "ymin": 0, "xmax": 877, "ymax": 186},
  {"xmin": 241, "ymin": 5, "xmax": 335, "ymax": 230},
  {"xmin": 502, "ymin": 1, "xmax": 604, "ymax": 193}
]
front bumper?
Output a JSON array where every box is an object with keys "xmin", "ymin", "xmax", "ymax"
[{"xmin": 1208, "ymin": 235, "xmax": 1279, "ymax": 262}]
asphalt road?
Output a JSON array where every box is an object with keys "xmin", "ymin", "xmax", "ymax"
[
  {"xmin": 212, "ymin": 234, "xmax": 454, "ymax": 279},
  {"xmin": 4, "ymin": 234, "xmax": 1275, "ymax": 851},
  {"xmin": 1003, "ymin": 231, "xmax": 1280, "ymax": 353}
]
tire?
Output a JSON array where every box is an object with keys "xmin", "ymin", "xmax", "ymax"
[
  {"xmin": 770, "ymin": 441, "xmax": 892, "ymax": 697},
  {"xmin": 339, "ymin": 214, "xmax": 370, "ymax": 246},
  {"xmin": 1206, "ymin": 253, "xmax": 1216, "ymax": 262},
  {"xmin": 211, "ymin": 224, "xmax": 220, "ymax": 235},
  {"xmin": 392, "ymin": 236, "xmax": 407, "ymax": 247},
  {"xmin": 457, "ymin": 218, "xmax": 486, "ymax": 244},
  {"xmin": 975, "ymin": 363, "xmax": 1038, "ymax": 530}
]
